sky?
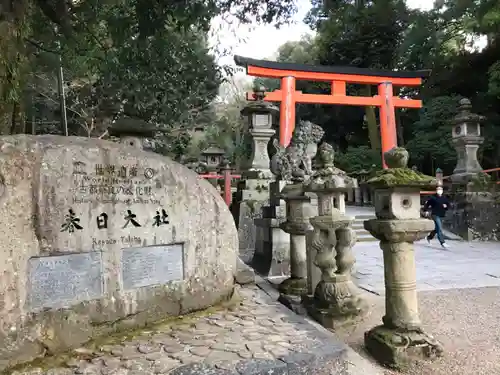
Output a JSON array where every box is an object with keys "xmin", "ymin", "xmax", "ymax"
[{"xmin": 210, "ymin": 0, "xmax": 436, "ymax": 76}]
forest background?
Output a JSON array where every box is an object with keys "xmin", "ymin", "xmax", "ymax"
[{"xmin": 1, "ymin": 0, "xmax": 499, "ymax": 175}]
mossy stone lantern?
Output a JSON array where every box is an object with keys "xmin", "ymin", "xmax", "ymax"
[{"xmin": 363, "ymin": 147, "xmax": 443, "ymax": 369}]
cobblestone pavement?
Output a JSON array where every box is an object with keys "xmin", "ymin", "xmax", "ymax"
[
  {"xmin": 353, "ymin": 239, "xmax": 500, "ymax": 294},
  {"xmin": 11, "ymin": 286, "xmax": 380, "ymax": 375}
]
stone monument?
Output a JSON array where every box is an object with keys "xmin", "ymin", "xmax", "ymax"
[
  {"xmin": 303, "ymin": 142, "xmax": 366, "ymax": 327},
  {"xmin": 270, "ymin": 121, "xmax": 324, "ymax": 296},
  {"xmin": 363, "ymin": 147, "xmax": 444, "ymax": 369},
  {"xmin": 0, "ymin": 135, "xmax": 238, "ymax": 371}
]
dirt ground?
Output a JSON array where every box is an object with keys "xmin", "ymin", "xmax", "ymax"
[{"xmin": 331, "ymin": 286, "xmax": 500, "ymax": 375}]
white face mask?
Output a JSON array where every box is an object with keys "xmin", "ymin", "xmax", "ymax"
[{"xmin": 436, "ymin": 188, "xmax": 443, "ymax": 196}]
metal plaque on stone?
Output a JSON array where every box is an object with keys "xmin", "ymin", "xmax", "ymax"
[
  {"xmin": 27, "ymin": 252, "xmax": 104, "ymax": 311},
  {"xmin": 120, "ymin": 244, "xmax": 184, "ymax": 290}
]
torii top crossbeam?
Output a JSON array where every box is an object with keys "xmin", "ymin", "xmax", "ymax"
[{"xmin": 234, "ymin": 55, "xmax": 431, "ymax": 168}]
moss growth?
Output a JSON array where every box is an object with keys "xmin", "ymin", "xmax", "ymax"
[
  {"xmin": 494, "ymin": 193, "xmax": 500, "ymax": 204},
  {"xmin": 278, "ymin": 277, "xmax": 307, "ymax": 296},
  {"xmin": 367, "ymin": 168, "xmax": 435, "ymax": 187},
  {"xmin": 255, "ymin": 184, "xmax": 266, "ymax": 193},
  {"xmin": 469, "ymin": 172, "xmax": 493, "ymax": 192},
  {"xmin": 246, "ymin": 199, "xmax": 257, "ymax": 214}
]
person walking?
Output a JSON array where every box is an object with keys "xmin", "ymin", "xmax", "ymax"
[{"xmin": 423, "ymin": 185, "xmax": 451, "ymax": 248}]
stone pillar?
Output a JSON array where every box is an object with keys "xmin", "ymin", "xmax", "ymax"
[
  {"xmin": 278, "ymin": 184, "xmax": 311, "ymax": 296},
  {"xmin": 354, "ymin": 185, "xmax": 362, "ymax": 206},
  {"xmin": 346, "ymin": 188, "xmax": 354, "ymax": 205},
  {"xmin": 363, "ymin": 147, "xmax": 443, "ymax": 369},
  {"xmin": 362, "ymin": 185, "xmax": 369, "ymax": 205},
  {"xmin": 450, "ymin": 98, "xmax": 485, "ymax": 183},
  {"xmin": 252, "ymin": 180, "xmax": 291, "ymax": 277}
]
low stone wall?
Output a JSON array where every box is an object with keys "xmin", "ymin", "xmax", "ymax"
[
  {"xmin": 445, "ymin": 192, "xmax": 500, "ymax": 241},
  {"xmin": 0, "ymin": 135, "xmax": 238, "ymax": 371}
]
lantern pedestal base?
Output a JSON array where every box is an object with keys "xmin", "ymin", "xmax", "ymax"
[
  {"xmin": 302, "ymin": 277, "xmax": 368, "ymax": 330},
  {"xmin": 364, "ymin": 325, "xmax": 444, "ymax": 370},
  {"xmin": 306, "ymin": 302, "xmax": 368, "ymax": 330},
  {"xmin": 278, "ymin": 276, "xmax": 307, "ymax": 296}
]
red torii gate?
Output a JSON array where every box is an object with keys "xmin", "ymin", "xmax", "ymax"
[{"xmin": 234, "ymin": 56, "xmax": 430, "ymax": 168}]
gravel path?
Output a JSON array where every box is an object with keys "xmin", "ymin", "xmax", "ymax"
[{"xmin": 331, "ymin": 286, "xmax": 500, "ymax": 375}]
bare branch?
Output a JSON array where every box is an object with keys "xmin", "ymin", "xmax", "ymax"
[{"xmin": 98, "ymin": 130, "xmax": 109, "ymax": 139}]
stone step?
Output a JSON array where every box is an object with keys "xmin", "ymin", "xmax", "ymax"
[
  {"xmin": 352, "ymin": 222, "xmax": 366, "ymax": 229},
  {"xmin": 353, "ymin": 217, "xmax": 375, "ymax": 229},
  {"xmin": 356, "ymin": 231, "xmax": 378, "ymax": 242},
  {"xmin": 354, "ymin": 214, "xmax": 376, "ymax": 220},
  {"xmin": 353, "ymin": 215, "xmax": 377, "ymax": 242}
]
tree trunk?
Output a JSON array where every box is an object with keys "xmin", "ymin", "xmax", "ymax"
[
  {"xmin": 0, "ymin": 104, "xmax": 14, "ymax": 135},
  {"xmin": 8, "ymin": 101, "xmax": 24, "ymax": 135},
  {"xmin": 363, "ymin": 85, "xmax": 381, "ymax": 151},
  {"xmin": 395, "ymin": 108, "xmax": 404, "ymax": 146},
  {"xmin": 394, "ymin": 87, "xmax": 404, "ymax": 146}
]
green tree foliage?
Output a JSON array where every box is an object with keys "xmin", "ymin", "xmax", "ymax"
[
  {"xmin": 311, "ymin": 0, "xmax": 411, "ymax": 150},
  {"xmin": 22, "ymin": 2, "xmax": 222, "ymax": 134},
  {"xmin": 3, "ymin": 0, "xmax": 500, "ymax": 173},
  {"xmin": 335, "ymin": 146, "xmax": 382, "ymax": 173},
  {"xmin": 206, "ymin": 78, "xmax": 254, "ymax": 168},
  {"xmin": 405, "ymin": 96, "xmax": 461, "ymax": 174},
  {"xmin": 0, "ymin": 0, "xmax": 299, "ymax": 142}
]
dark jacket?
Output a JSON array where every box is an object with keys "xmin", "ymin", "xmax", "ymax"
[{"xmin": 424, "ymin": 195, "xmax": 451, "ymax": 218}]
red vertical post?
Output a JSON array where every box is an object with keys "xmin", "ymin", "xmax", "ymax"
[
  {"xmin": 378, "ymin": 82, "xmax": 398, "ymax": 169},
  {"xmin": 223, "ymin": 166, "xmax": 232, "ymax": 207},
  {"xmin": 331, "ymin": 80, "xmax": 346, "ymax": 96},
  {"xmin": 280, "ymin": 76, "xmax": 296, "ymax": 147}
]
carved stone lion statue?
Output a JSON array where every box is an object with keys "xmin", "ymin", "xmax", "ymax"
[
  {"xmin": 270, "ymin": 120, "xmax": 325, "ymax": 182},
  {"xmin": 313, "ymin": 142, "xmax": 347, "ymax": 177}
]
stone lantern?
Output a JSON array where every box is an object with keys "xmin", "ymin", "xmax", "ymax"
[
  {"xmin": 363, "ymin": 147, "xmax": 443, "ymax": 368},
  {"xmin": 447, "ymin": 98, "xmax": 495, "ymax": 240},
  {"xmin": 235, "ymin": 87, "xmax": 279, "ymax": 265},
  {"xmin": 450, "ymin": 98, "xmax": 485, "ymax": 184},
  {"xmin": 302, "ymin": 142, "xmax": 366, "ymax": 328},
  {"xmin": 201, "ymin": 146, "xmax": 226, "ymax": 171},
  {"xmin": 108, "ymin": 118, "xmax": 157, "ymax": 150},
  {"xmin": 240, "ymin": 86, "xmax": 278, "ymax": 179}
]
